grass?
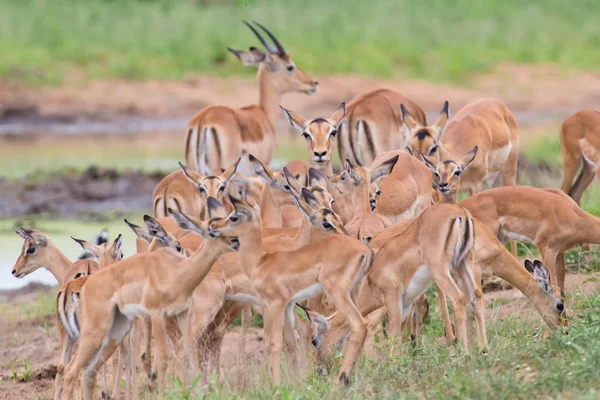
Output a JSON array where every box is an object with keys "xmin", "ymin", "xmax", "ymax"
[
  {"xmin": 160, "ymin": 288, "xmax": 600, "ymax": 399},
  {"xmin": 1, "ymin": 0, "xmax": 599, "ymax": 85}
]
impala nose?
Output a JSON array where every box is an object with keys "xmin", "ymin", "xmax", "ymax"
[
  {"xmin": 556, "ymin": 302, "xmax": 565, "ymax": 313},
  {"xmin": 11, "ymin": 269, "xmax": 16, "ymax": 275},
  {"xmin": 314, "ymin": 151, "xmax": 327, "ymax": 158}
]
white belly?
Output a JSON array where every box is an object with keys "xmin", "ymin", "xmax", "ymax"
[
  {"xmin": 225, "ymin": 293, "xmax": 263, "ymax": 306},
  {"xmin": 403, "ymin": 265, "xmax": 433, "ymax": 306},
  {"xmin": 121, "ymin": 304, "xmax": 150, "ymax": 319},
  {"xmin": 290, "ymin": 283, "xmax": 324, "ymax": 304}
]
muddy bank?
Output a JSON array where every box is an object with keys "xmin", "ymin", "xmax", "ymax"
[
  {"xmin": 0, "ymin": 166, "xmax": 165, "ymax": 219},
  {"xmin": 3, "ymin": 67, "xmax": 600, "ymax": 137},
  {"xmin": 0, "ymin": 154, "xmax": 561, "ymax": 219}
]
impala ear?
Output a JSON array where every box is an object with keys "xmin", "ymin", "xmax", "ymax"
[
  {"xmin": 111, "ymin": 234, "xmax": 124, "ymax": 259},
  {"xmin": 248, "ymin": 154, "xmax": 275, "ymax": 183},
  {"xmin": 221, "ymin": 158, "xmax": 241, "ymax": 183},
  {"xmin": 280, "ymin": 106, "xmax": 307, "ymax": 131},
  {"xmin": 370, "ymin": 155, "xmax": 398, "ymax": 183},
  {"xmin": 344, "ymin": 159, "xmax": 362, "ymax": 185},
  {"xmin": 330, "ymin": 102, "xmax": 346, "ymax": 127},
  {"xmin": 459, "ymin": 146, "xmax": 478, "ymax": 171},
  {"xmin": 143, "ymin": 215, "xmax": 169, "ymax": 245},
  {"xmin": 433, "ymin": 101, "xmax": 449, "ymax": 141},
  {"xmin": 124, "ymin": 219, "xmax": 153, "ymax": 243},
  {"xmin": 301, "ymin": 187, "xmax": 320, "ymax": 210},
  {"xmin": 71, "ymin": 236, "xmax": 99, "ymax": 259},
  {"xmin": 283, "ymin": 167, "xmax": 303, "ymax": 198},
  {"xmin": 308, "ymin": 168, "xmax": 327, "ymax": 190},
  {"xmin": 227, "ymin": 46, "xmax": 269, "ymax": 67},
  {"xmin": 169, "ymin": 209, "xmax": 204, "ymax": 235},
  {"xmin": 400, "ymin": 104, "xmax": 419, "ymax": 130},
  {"xmin": 292, "ymin": 196, "xmax": 316, "ymax": 223},
  {"xmin": 524, "ymin": 259, "xmax": 535, "ymax": 274},
  {"xmin": 179, "ymin": 161, "xmax": 202, "ymax": 183},
  {"xmin": 95, "ymin": 229, "xmax": 109, "ymax": 246},
  {"xmin": 15, "ymin": 228, "xmax": 32, "ymax": 241},
  {"xmin": 418, "ymin": 152, "xmax": 439, "ymax": 173},
  {"xmin": 206, "ymin": 196, "xmax": 227, "ymax": 219},
  {"xmin": 228, "ymin": 195, "xmax": 255, "ymax": 219}
]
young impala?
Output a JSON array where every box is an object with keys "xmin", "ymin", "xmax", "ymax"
[{"xmin": 184, "ymin": 21, "xmax": 318, "ymax": 174}]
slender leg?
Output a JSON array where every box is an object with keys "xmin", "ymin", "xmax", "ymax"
[
  {"xmin": 431, "ymin": 268, "xmax": 468, "ymax": 352},
  {"xmin": 54, "ymin": 327, "xmax": 73, "ymax": 400},
  {"xmin": 262, "ymin": 303, "xmax": 286, "ymax": 387},
  {"xmin": 324, "ymin": 288, "xmax": 368, "ymax": 387},
  {"xmin": 283, "ymin": 303, "xmax": 299, "ymax": 371},
  {"xmin": 141, "ymin": 316, "xmax": 152, "ymax": 378},
  {"xmin": 150, "ymin": 313, "xmax": 168, "ymax": 393},
  {"xmin": 437, "ymin": 289, "xmax": 456, "ymax": 344},
  {"xmin": 569, "ymin": 160, "xmax": 595, "ymax": 205},
  {"xmin": 382, "ymin": 287, "xmax": 403, "ymax": 348},
  {"xmin": 61, "ymin": 328, "xmax": 107, "ymax": 400}
]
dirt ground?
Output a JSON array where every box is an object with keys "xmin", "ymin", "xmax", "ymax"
[
  {"xmin": 0, "ymin": 273, "xmax": 597, "ymax": 400},
  {"xmin": 2, "ymin": 64, "xmax": 600, "ymax": 130}
]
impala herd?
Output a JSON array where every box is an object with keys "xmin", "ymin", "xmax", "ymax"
[{"xmin": 9, "ymin": 21, "xmax": 600, "ymax": 399}]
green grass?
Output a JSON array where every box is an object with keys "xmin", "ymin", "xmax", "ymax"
[
  {"xmin": 1, "ymin": 0, "xmax": 599, "ymax": 85},
  {"xmin": 162, "ymin": 288, "xmax": 600, "ymax": 399}
]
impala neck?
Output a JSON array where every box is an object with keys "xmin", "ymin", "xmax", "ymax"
[
  {"xmin": 574, "ymin": 210, "xmax": 600, "ymax": 246},
  {"xmin": 292, "ymin": 217, "xmax": 312, "ymax": 250},
  {"xmin": 43, "ymin": 241, "xmax": 73, "ymax": 285},
  {"xmin": 174, "ymin": 243, "xmax": 225, "ymax": 299},
  {"xmin": 258, "ymin": 68, "xmax": 283, "ymax": 131},
  {"xmin": 239, "ymin": 217, "xmax": 266, "ymax": 279},
  {"xmin": 260, "ymin": 184, "xmax": 283, "ymax": 227},
  {"xmin": 352, "ymin": 182, "xmax": 372, "ymax": 215},
  {"xmin": 490, "ymin": 246, "xmax": 560, "ymax": 329},
  {"xmin": 438, "ymin": 190, "xmax": 458, "ymax": 204},
  {"xmin": 326, "ymin": 181, "xmax": 354, "ymax": 224}
]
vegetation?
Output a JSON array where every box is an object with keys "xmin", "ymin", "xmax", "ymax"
[
  {"xmin": 1, "ymin": 0, "xmax": 599, "ymax": 85},
  {"xmin": 163, "ymin": 288, "xmax": 600, "ymax": 399}
]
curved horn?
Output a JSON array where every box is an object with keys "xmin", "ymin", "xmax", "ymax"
[
  {"xmin": 253, "ymin": 21, "xmax": 287, "ymax": 56},
  {"xmin": 243, "ymin": 20, "xmax": 277, "ymax": 54}
]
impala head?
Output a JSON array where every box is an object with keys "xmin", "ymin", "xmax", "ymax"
[
  {"xmin": 248, "ymin": 154, "xmax": 297, "ymax": 206},
  {"xmin": 179, "ymin": 158, "xmax": 240, "ymax": 203},
  {"xmin": 71, "ymin": 234, "xmax": 124, "ymax": 266},
  {"xmin": 12, "ymin": 228, "xmax": 50, "ymax": 278},
  {"xmin": 228, "ymin": 21, "xmax": 318, "ymax": 95},
  {"xmin": 419, "ymin": 146, "xmax": 478, "ymax": 198},
  {"xmin": 124, "ymin": 217, "xmax": 185, "ymax": 255},
  {"xmin": 403, "ymin": 101, "xmax": 449, "ymax": 157},
  {"xmin": 301, "ymin": 305, "xmax": 387, "ymax": 375},
  {"xmin": 524, "ymin": 259, "xmax": 566, "ymax": 323},
  {"xmin": 369, "ymin": 178, "xmax": 383, "ymax": 212},
  {"xmin": 284, "ymin": 167, "xmax": 335, "ymax": 210},
  {"xmin": 294, "ymin": 189, "xmax": 348, "ymax": 235},
  {"xmin": 330, "ymin": 155, "xmax": 399, "ymax": 197},
  {"xmin": 280, "ymin": 103, "xmax": 346, "ymax": 166},
  {"xmin": 169, "ymin": 204, "xmax": 241, "ymax": 253}
]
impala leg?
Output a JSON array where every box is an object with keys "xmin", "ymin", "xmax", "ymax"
[
  {"xmin": 432, "ymin": 268, "xmax": 468, "ymax": 352},
  {"xmin": 83, "ymin": 335, "xmax": 126, "ymax": 400},
  {"xmin": 283, "ymin": 303, "xmax": 299, "ymax": 371},
  {"xmin": 568, "ymin": 160, "xmax": 595, "ymax": 205},
  {"xmin": 240, "ymin": 305, "xmax": 252, "ymax": 353},
  {"xmin": 61, "ymin": 329, "xmax": 106, "ymax": 400},
  {"xmin": 382, "ymin": 286, "xmax": 404, "ymax": 348},
  {"xmin": 128, "ymin": 324, "xmax": 139, "ymax": 400},
  {"xmin": 509, "ymin": 240, "xmax": 518, "ymax": 258},
  {"xmin": 141, "ymin": 316, "xmax": 152, "ymax": 378},
  {"xmin": 437, "ymin": 289, "xmax": 456, "ymax": 344},
  {"xmin": 262, "ymin": 303, "xmax": 286, "ymax": 387},
  {"xmin": 110, "ymin": 342, "xmax": 124, "ymax": 400},
  {"xmin": 54, "ymin": 327, "xmax": 74, "ymax": 400},
  {"xmin": 150, "ymin": 313, "xmax": 168, "ymax": 393},
  {"xmin": 325, "ymin": 289, "xmax": 368, "ymax": 387}
]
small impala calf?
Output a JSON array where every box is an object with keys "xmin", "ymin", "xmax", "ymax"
[
  {"xmin": 185, "ymin": 21, "xmax": 318, "ymax": 173},
  {"xmin": 559, "ymin": 109, "xmax": 600, "ymax": 204}
]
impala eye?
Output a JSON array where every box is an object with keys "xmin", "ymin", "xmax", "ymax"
[
  {"xmin": 229, "ymin": 215, "xmax": 239, "ymax": 223},
  {"xmin": 176, "ymin": 245, "xmax": 183, "ymax": 253},
  {"xmin": 330, "ymin": 130, "xmax": 337, "ymax": 138},
  {"xmin": 429, "ymin": 145, "xmax": 438, "ymax": 155},
  {"xmin": 199, "ymin": 186, "xmax": 206, "ymax": 194},
  {"xmin": 434, "ymin": 172, "xmax": 440, "ymax": 179},
  {"xmin": 284, "ymin": 184, "xmax": 291, "ymax": 191},
  {"xmin": 302, "ymin": 132, "xmax": 310, "ymax": 139},
  {"xmin": 453, "ymin": 170, "xmax": 461, "ymax": 177},
  {"xmin": 375, "ymin": 189, "xmax": 381, "ymax": 197},
  {"xmin": 26, "ymin": 247, "xmax": 36, "ymax": 255},
  {"xmin": 287, "ymin": 65, "xmax": 295, "ymax": 72},
  {"xmin": 218, "ymin": 186, "xmax": 225, "ymax": 192},
  {"xmin": 340, "ymin": 175, "xmax": 346, "ymax": 182},
  {"xmin": 322, "ymin": 221, "xmax": 334, "ymax": 230}
]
